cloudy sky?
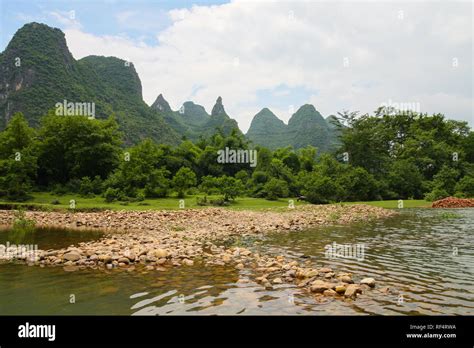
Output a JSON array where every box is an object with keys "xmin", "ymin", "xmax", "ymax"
[{"xmin": 1, "ymin": 0, "xmax": 472, "ymax": 131}]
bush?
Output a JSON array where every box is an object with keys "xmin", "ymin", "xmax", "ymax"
[
  {"xmin": 302, "ymin": 175, "xmax": 341, "ymax": 204},
  {"xmin": 216, "ymin": 176, "xmax": 244, "ymax": 201},
  {"xmin": 103, "ymin": 188, "xmax": 122, "ymax": 203},
  {"xmin": 210, "ymin": 197, "xmax": 228, "ymax": 206},
  {"xmin": 196, "ymin": 196, "xmax": 209, "ymax": 206},
  {"xmin": 13, "ymin": 209, "xmax": 36, "ymax": 231},
  {"xmin": 172, "ymin": 167, "xmax": 197, "ymax": 198},
  {"xmin": 454, "ymin": 176, "xmax": 474, "ymax": 197},
  {"xmin": 136, "ymin": 192, "xmax": 145, "ymax": 202},
  {"xmin": 66, "ymin": 179, "xmax": 81, "ymax": 193},
  {"xmin": 51, "ymin": 184, "xmax": 68, "ymax": 196},
  {"xmin": 424, "ymin": 188, "xmax": 449, "ymax": 202},
  {"xmin": 262, "ymin": 178, "xmax": 289, "ymax": 200},
  {"xmin": 79, "ymin": 177, "xmax": 94, "ymax": 196}
]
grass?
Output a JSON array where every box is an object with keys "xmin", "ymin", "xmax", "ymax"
[
  {"xmin": 0, "ymin": 192, "xmax": 307, "ymax": 212},
  {"xmin": 439, "ymin": 212, "xmax": 462, "ymax": 219},
  {"xmin": 0, "ymin": 193, "xmax": 432, "ymax": 212}
]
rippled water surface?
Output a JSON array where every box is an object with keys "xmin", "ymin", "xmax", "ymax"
[{"xmin": 0, "ymin": 208, "xmax": 473, "ymax": 315}]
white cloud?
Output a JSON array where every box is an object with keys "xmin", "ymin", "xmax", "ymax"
[
  {"xmin": 64, "ymin": 0, "xmax": 473, "ymax": 132},
  {"xmin": 48, "ymin": 10, "xmax": 82, "ymax": 30}
]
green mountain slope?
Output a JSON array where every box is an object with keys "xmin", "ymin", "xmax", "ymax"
[
  {"xmin": 246, "ymin": 104, "xmax": 340, "ymax": 151},
  {"xmin": 151, "ymin": 94, "xmax": 241, "ymax": 141},
  {"xmin": 202, "ymin": 96, "xmax": 241, "ymax": 136},
  {"xmin": 246, "ymin": 108, "xmax": 288, "ymax": 149},
  {"xmin": 0, "ymin": 22, "xmax": 180, "ymax": 145}
]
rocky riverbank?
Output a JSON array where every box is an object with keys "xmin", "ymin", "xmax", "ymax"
[
  {"xmin": 0, "ymin": 204, "xmax": 396, "ymax": 301},
  {"xmin": 432, "ymin": 196, "xmax": 474, "ymax": 208}
]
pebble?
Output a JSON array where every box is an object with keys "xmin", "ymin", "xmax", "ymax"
[{"xmin": 360, "ymin": 277, "xmax": 376, "ymax": 288}]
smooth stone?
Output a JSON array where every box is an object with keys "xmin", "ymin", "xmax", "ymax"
[
  {"xmin": 63, "ymin": 252, "xmax": 81, "ymax": 262},
  {"xmin": 323, "ymin": 289, "xmax": 337, "ymax": 296},
  {"xmin": 118, "ymin": 257, "xmax": 130, "ymax": 264},
  {"xmin": 339, "ymin": 275, "xmax": 353, "ymax": 284},
  {"xmin": 360, "ymin": 277, "xmax": 376, "ymax": 288},
  {"xmin": 335, "ymin": 284, "xmax": 347, "ymax": 294},
  {"xmin": 310, "ymin": 280, "xmax": 333, "ymax": 293},
  {"xmin": 153, "ymin": 249, "xmax": 168, "ymax": 259},
  {"xmin": 344, "ymin": 284, "xmax": 362, "ymax": 298},
  {"xmin": 319, "ymin": 267, "xmax": 332, "ymax": 273}
]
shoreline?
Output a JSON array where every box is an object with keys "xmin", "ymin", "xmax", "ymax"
[{"xmin": 0, "ymin": 204, "xmax": 396, "ymax": 301}]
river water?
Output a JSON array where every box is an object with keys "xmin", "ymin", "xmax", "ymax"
[{"xmin": 0, "ymin": 208, "xmax": 473, "ymax": 315}]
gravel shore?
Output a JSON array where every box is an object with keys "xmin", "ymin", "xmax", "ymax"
[{"xmin": 0, "ymin": 204, "xmax": 396, "ymax": 301}]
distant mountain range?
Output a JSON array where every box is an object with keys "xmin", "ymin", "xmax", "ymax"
[
  {"xmin": 246, "ymin": 105, "xmax": 341, "ymax": 151},
  {"xmin": 0, "ymin": 22, "xmax": 341, "ymax": 151}
]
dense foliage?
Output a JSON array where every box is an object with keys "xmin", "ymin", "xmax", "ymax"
[{"xmin": 0, "ymin": 108, "xmax": 472, "ymax": 204}]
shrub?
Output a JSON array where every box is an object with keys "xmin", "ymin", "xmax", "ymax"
[
  {"xmin": 136, "ymin": 192, "xmax": 145, "ymax": 202},
  {"xmin": 172, "ymin": 167, "xmax": 197, "ymax": 198},
  {"xmin": 454, "ymin": 176, "xmax": 474, "ymax": 197},
  {"xmin": 424, "ymin": 188, "xmax": 449, "ymax": 202},
  {"xmin": 104, "ymin": 188, "xmax": 121, "ymax": 203},
  {"xmin": 79, "ymin": 177, "xmax": 94, "ymax": 196},
  {"xmin": 13, "ymin": 209, "xmax": 36, "ymax": 231},
  {"xmin": 51, "ymin": 184, "xmax": 68, "ymax": 196},
  {"xmin": 262, "ymin": 178, "xmax": 289, "ymax": 200}
]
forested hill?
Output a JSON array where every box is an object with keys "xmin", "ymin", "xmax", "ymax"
[
  {"xmin": 0, "ymin": 23, "xmax": 183, "ymax": 145},
  {"xmin": 246, "ymin": 104, "xmax": 342, "ymax": 151},
  {"xmin": 1, "ymin": 22, "xmax": 337, "ymax": 151},
  {"xmin": 150, "ymin": 94, "xmax": 242, "ymax": 141}
]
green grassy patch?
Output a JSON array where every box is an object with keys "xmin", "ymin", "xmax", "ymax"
[
  {"xmin": 0, "ymin": 192, "xmax": 307, "ymax": 212},
  {"xmin": 0, "ymin": 193, "xmax": 432, "ymax": 212}
]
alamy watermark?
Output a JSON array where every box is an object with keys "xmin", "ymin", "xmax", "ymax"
[
  {"xmin": 217, "ymin": 147, "xmax": 257, "ymax": 167},
  {"xmin": 55, "ymin": 99, "xmax": 95, "ymax": 119},
  {"xmin": 380, "ymin": 99, "xmax": 420, "ymax": 115},
  {"xmin": 0, "ymin": 242, "xmax": 39, "ymax": 260},
  {"xmin": 324, "ymin": 242, "xmax": 365, "ymax": 261}
]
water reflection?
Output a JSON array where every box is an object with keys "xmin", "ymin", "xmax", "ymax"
[{"xmin": 0, "ymin": 226, "xmax": 104, "ymax": 250}]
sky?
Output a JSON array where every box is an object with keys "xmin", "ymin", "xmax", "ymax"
[{"xmin": 0, "ymin": 0, "xmax": 472, "ymax": 132}]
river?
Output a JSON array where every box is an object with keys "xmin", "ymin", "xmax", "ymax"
[{"xmin": 0, "ymin": 208, "xmax": 473, "ymax": 315}]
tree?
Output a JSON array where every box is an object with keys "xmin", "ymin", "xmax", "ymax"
[
  {"xmin": 37, "ymin": 113, "xmax": 122, "ymax": 186},
  {"xmin": 300, "ymin": 173, "xmax": 342, "ymax": 204},
  {"xmin": 172, "ymin": 167, "xmax": 197, "ymax": 198},
  {"xmin": 0, "ymin": 113, "xmax": 37, "ymax": 200},
  {"xmin": 262, "ymin": 178, "xmax": 289, "ymax": 200},
  {"xmin": 454, "ymin": 176, "xmax": 474, "ymax": 197},
  {"xmin": 386, "ymin": 160, "xmax": 424, "ymax": 199},
  {"xmin": 216, "ymin": 176, "xmax": 244, "ymax": 201}
]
